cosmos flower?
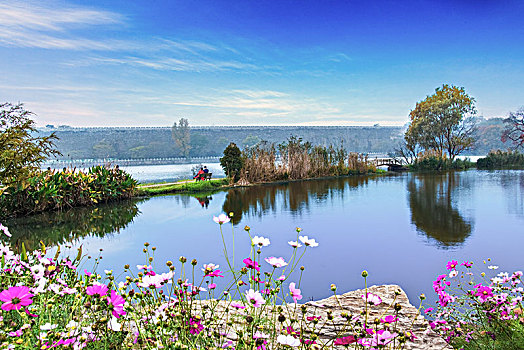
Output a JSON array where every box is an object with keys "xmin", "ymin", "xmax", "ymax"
[
  {"xmin": 264, "ymin": 257, "xmax": 288, "ymax": 268},
  {"xmin": 277, "ymin": 334, "xmax": 300, "ymax": 347},
  {"xmin": 108, "ymin": 290, "xmax": 126, "ymax": 318},
  {"xmin": 298, "ymin": 236, "xmax": 318, "ymax": 247},
  {"xmin": 289, "ymin": 282, "xmax": 303, "ymax": 303},
  {"xmin": 213, "ymin": 214, "xmax": 230, "ymax": 225},
  {"xmin": 245, "ymin": 289, "xmax": 265, "ymax": 308},
  {"xmin": 446, "ymin": 260, "xmax": 458, "ymax": 270},
  {"xmin": 362, "ymin": 292, "xmax": 382, "ymax": 305},
  {"xmin": 0, "ymin": 286, "xmax": 33, "ymax": 311},
  {"xmin": 86, "ymin": 283, "xmax": 109, "ymax": 297},
  {"xmin": 252, "ymin": 236, "xmax": 270, "ymax": 247},
  {"xmin": 288, "ymin": 241, "xmax": 302, "ymax": 248}
]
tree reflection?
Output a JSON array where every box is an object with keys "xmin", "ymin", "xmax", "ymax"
[
  {"xmin": 408, "ymin": 173, "xmax": 472, "ymax": 248},
  {"xmin": 222, "ymin": 176, "xmax": 372, "ymax": 224},
  {"xmin": 3, "ymin": 199, "xmax": 143, "ymax": 251}
]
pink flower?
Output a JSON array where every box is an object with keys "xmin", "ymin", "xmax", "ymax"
[
  {"xmin": 446, "ymin": 260, "xmax": 458, "ymax": 270},
  {"xmin": 381, "ymin": 315, "xmax": 397, "ymax": 323},
  {"xmin": 86, "ymin": 283, "xmax": 108, "ymax": 297},
  {"xmin": 61, "ymin": 260, "xmax": 76, "ymax": 270},
  {"xmin": 0, "ymin": 223, "xmax": 11, "ymax": 237},
  {"xmin": 461, "ymin": 261, "xmax": 473, "ymax": 268},
  {"xmin": 84, "ymin": 269, "xmax": 92, "ymax": 277},
  {"xmin": 334, "ymin": 335, "xmax": 356, "ymax": 345},
  {"xmin": 8, "ymin": 329, "xmax": 22, "ymax": 337},
  {"xmin": 231, "ymin": 301, "xmax": 246, "ymax": 309},
  {"xmin": 243, "ymin": 257, "xmax": 260, "ymax": 272},
  {"xmin": 213, "ymin": 214, "xmax": 230, "ymax": 225},
  {"xmin": 245, "ymin": 289, "xmax": 265, "ymax": 308},
  {"xmin": 209, "ymin": 283, "xmax": 217, "ymax": 290},
  {"xmin": 362, "ymin": 292, "xmax": 382, "ymax": 305},
  {"xmin": 475, "ymin": 286, "xmax": 494, "ymax": 302},
  {"xmin": 278, "ymin": 275, "xmax": 286, "ymax": 281},
  {"xmin": 0, "ymin": 286, "xmax": 33, "ymax": 311},
  {"xmin": 108, "ymin": 290, "xmax": 126, "ymax": 318},
  {"xmin": 206, "ymin": 269, "xmax": 224, "ymax": 278},
  {"xmin": 264, "ymin": 257, "xmax": 288, "ymax": 268},
  {"xmin": 289, "ymin": 282, "xmax": 303, "ymax": 303}
]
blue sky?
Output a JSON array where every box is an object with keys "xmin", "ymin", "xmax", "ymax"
[{"xmin": 0, "ymin": 0, "xmax": 523, "ymax": 126}]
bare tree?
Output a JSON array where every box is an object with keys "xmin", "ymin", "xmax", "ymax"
[
  {"xmin": 171, "ymin": 118, "xmax": 191, "ymax": 158},
  {"xmin": 502, "ymin": 108, "xmax": 524, "ymax": 149}
]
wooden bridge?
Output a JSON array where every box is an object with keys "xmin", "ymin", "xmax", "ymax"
[{"xmin": 370, "ymin": 157, "xmax": 407, "ymax": 171}]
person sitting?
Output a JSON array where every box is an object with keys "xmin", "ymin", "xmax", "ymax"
[
  {"xmin": 194, "ymin": 167, "xmax": 205, "ymax": 181},
  {"xmin": 203, "ymin": 166, "xmax": 209, "ymax": 174}
]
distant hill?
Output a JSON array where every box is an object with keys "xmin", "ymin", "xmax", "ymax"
[{"xmin": 37, "ymin": 121, "xmax": 507, "ymax": 161}]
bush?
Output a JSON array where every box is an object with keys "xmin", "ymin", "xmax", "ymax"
[
  {"xmin": 220, "ymin": 142, "xmax": 243, "ymax": 182},
  {"xmin": 477, "ymin": 150, "xmax": 524, "ymax": 169},
  {"xmin": 0, "ymin": 165, "xmax": 137, "ymax": 218},
  {"xmin": 410, "ymin": 156, "xmax": 475, "ymax": 171}
]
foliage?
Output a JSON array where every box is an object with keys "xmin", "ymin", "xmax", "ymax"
[
  {"xmin": 428, "ymin": 260, "xmax": 524, "ymax": 350},
  {"xmin": 0, "ymin": 103, "xmax": 60, "ymax": 185},
  {"xmin": 171, "ymin": 118, "xmax": 191, "ymax": 158},
  {"xmin": 476, "ymin": 150, "xmax": 524, "ymax": 169},
  {"xmin": 502, "ymin": 108, "xmax": 524, "ymax": 149},
  {"xmin": 404, "ymin": 84, "xmax": 477, "ymax": 161},
  {"xmin": 0, "ymin": 165, "xmax": 137, "ymax": 218},
  {"xmin": 409, "ymin": 155, "xmax": 475, "ymax": 171},
  {"xmin": 220, "ymin": 142, "xmax": 243, "ymax": 182},
  {"xmin": 0, "ymin": 220, "xmax": 424, "ymax": 349}
]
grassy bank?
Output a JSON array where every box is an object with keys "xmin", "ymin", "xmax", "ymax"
[{"xmin": 137, "ymin": 178, "xmax": 229, "ymax": 196}]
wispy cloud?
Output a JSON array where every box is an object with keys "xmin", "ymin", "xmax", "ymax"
[{"xmin": 0, "ymin": 1, "xmax": 125, "ymax": 50}]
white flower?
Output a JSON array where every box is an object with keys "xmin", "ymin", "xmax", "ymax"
[
  {"xmin": 299, "ymin": 235, "xmax": 319, "ymax": 247},
  {"xmin": 104, "ymin": 269, "xmax": 113, "ymax": 275},
  {"xmin": 265, "ymin": 257, "xmax": 288, "ymax": 268},
  {"xmin": 31, "ymin": 277, "xmax": 48, "ymax": 295},
  {"xmin": 30, "ymin": 264, "xmax": 45, "ymax": 280},
  {"xmin": 40, "ymin": 323, "xmax": 58, "ymax": 331},
  {"xmin": 0, "ymin": 223, "xmax": 11, "ymax": 237},
  {"xmin": 277, "ymin": 334, "xmax": 300, "ymax": 347},
  {"xmin": 488, "ymin": 265, "xmax": 499, "ymax": 270},
  {"xmin": 66, "ymin": 320, "xmax": 79, "ymax": 329},
  {"xmin": 252, "ymin": 236, "xmax": 270, "ymax": 247},
  {"xmin": 108, "ymin": 316, "xmax": 122, "ymax": 331},
  {"xmin": 288, "ymin": 241, "xmax": 302, "ymax": 248},
  {"xmin": 253, "ymin": 331, "xmax": 269, "ymax": 339},
  {"xmin": 202, "ymin": 263, "xmax": 219, "ymax": 272},
  {"xmin": 213, "ymin": 214, "xmax": 230, "ymax": 224},
  {"xmin": 449, "ymin": 270, "xmax": 458, "ymax": 278},
  {"xmin": 491, "ymin": 277, "xmax": 504, "ymax": 284}
]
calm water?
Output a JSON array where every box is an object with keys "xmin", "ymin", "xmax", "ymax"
[{"xmin": 4, "ymin": 170, "xmax": 524, "ymax": 305}]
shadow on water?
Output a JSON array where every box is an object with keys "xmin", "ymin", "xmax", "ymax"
[
  {"xmin": 222, "ymin": 176, "xmax": 377, "ymax": 224},
  {"xmin": 407, "ymin": 172, "xmax": 473, "ymax": 248},
  {"xmin": 3, "ymin": 199, "xmax": 144, "ymax": 251}
]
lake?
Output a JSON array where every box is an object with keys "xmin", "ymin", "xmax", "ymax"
[{"xmin": 4, "ymin": 170, "xmax": 523, "ymax": 306}]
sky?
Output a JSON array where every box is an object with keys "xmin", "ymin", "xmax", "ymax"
[{"xmin": 0, "ymin": 0, "xmax": 523, "ymax": 127}]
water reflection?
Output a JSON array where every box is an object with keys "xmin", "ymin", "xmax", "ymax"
[
  {"xmin": 222, "ymin": 176, "xmax": 375, "ymax": 224},
  {"xmin": 407, "ymin": 172, "xmax": 473, "ymax": 248},
  {"xmin": 499, "ymin": 171, "xmax": 524, "ymax": 218},
  {"xmin": 195, "ymin": 196, "xmax": 213, "ymax": 208},
  {"xmin": 3, "ymin": 199, "xmax": 143, "ymax": 251}
]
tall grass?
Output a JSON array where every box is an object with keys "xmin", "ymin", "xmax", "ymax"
[
  {"xmin": 239, "ymin": 137, "xmax": 376, "ymax": 183},
  {"xmin": 0, "ymin": 165, "xmax": 137, "ymax": 218}
]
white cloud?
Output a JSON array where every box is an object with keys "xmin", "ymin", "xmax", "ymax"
[{"xmin": 0, "ymin": 1, "xmax": 124, "ymax": 50}]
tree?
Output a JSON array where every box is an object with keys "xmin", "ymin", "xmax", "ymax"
[
  {"xmin": 502, "ymin": 107, "xmax": 524, "ymax": 149},
  {"xmin": 220, "ymin": 142, "xmax": 243, "ymax": 182},
  {"xmin": 0, "ymin": 103, "xmax": 60, "ymax": 185},
  {"xmin": 171, "ymin": 118, "xmax": 191, "ymax": 158},
  {"xmin": 405, "ymin": 84, "xmax": 477, "ymax": 160}
]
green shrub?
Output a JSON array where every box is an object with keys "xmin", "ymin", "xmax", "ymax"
[
  {"xmin": 410, "ymin": 156, "xmax": 475, "ymax": 171},
  {"xmin": 0, "ymin": 165, "xmax": 137, "ymax": 218},
  {"xmin": 477, "ymin": 150, "xmax": 524, "ymax": 169}
]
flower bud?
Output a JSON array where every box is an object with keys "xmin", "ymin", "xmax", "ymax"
[
  {"xmin": 144, "ymin": 242, "xmax": 150, "ymax": 247},
  {"xmin": 278, "ymin": 314, "xmax": 286, "ymax": 323},
  {"xmin": 361, "ymin": 270, "xmax": 368, "ymax": 278},
  {"xmin": 179, "ymin": 256, "xmax": 187, "ymax": 263},
  {"xmin": 166, "ymin": 261, "xmax": 173, "ymax": 267},
  {"xmin": 244, "ymin": 225, "xmax": 250, "ymax": 231},
  {"xmin": 330, "ymin": 284, "xmax": 337, "ymax": 292},
  {"xmin": 191, "ymin": 259, "xmax": 197, "ymax": 266},
  {"xmin": 124, "ymin": 264, "xmax": 130, "ymax": 270},
  {"xmin": 300, "ymin": 266, "xmax": 305, "ymax": 271}
]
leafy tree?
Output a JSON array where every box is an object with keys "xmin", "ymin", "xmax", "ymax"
[
  {"xmin": 405, "ymin": 84, "xmax": 477, "ymax": 160},
  {"xmin": 171, "ymin": 118, "xmax": 191, "ymax": 158},
  {"xmin": 502, "ymin": 107, "xmax": 524, "ymax": 149},
  {"xmin": 220, "ymin": 142, "xmax": 243, "ymax": 182},
  {"xmin": 0, "ymin": 103, "xmax": 60, "ymax": 185}
]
